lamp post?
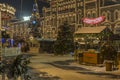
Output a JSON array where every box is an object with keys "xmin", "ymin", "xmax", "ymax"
[
  {"xmin": 0, "ymin": 8, "xmax": 2, "ymax": 60},
  {"xmin": 20, "ymin": 0, "xmax": 23, "ymax": 19}
]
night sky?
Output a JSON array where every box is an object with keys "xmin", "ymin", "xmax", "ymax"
[{"xmin": 0, "ymin": 0, "xmax": 49, "ymax": 19}]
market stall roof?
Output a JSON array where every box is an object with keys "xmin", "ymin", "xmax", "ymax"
[{"xmin": 75, "ymin": 26, "xmax": 107, "ymax": 34}]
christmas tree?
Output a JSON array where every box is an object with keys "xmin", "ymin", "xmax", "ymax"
[
  {"xmin": 54, "ymin": 21, "xmax": 74, "ymax": 55},
  {"xmin": 29, "ymin": 1, "xmax": 41, "ymax": 38}
]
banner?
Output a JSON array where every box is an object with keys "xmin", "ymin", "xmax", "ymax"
[{"xmin": 82, "ymin": 16, "xmax": 105, "ymax": 25}]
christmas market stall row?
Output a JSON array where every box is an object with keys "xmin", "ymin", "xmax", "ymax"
[{"xmin": 74, "ymin": 26, "xmax": 115, "ymax": 65}]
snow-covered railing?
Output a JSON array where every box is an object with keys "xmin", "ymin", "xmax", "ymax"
[{"xmin": 1, "ymin": 47, "xmax": 21, "ymax": 57}]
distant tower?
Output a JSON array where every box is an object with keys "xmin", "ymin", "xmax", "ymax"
[
  {"xmin": 32, "ymin": 0, "xmax": 40, "ymax": 18},
  {"xmin": 29, "ymin": 0, "xmax": 41, "ymax": 38}
]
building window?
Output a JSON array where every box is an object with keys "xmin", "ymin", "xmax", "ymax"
[
  {"xmin": 92, "ymin": 12, "xmax": 96, "ymax": 18},
  {"xmin": 102, "ymin": 12, "xmax": 106, "ymax": 16},
  {"xmin": 107, "ymin": 11, "xmax": 111, "ymax": 21},
  {"xmin": 114, "ymin": 23, "xmax": 120, "ymax": 34},
  {"xmin": 102, "ymin": 12, "xmax": 107, "ymax": 21},
  {"xmin": 79, "ymin": 13, "xmax": 82, "ymax": 24},
  {"xmin": 87, "ymin": 12, "xmax": 91, "ymax": 18},
  {"xmin": 70, "ymin": 16, "xmax": 75, "ymax": 23},
  {"xmin": 104, "ymin": 23, "xmax": 112, "ymax": 30},
  {"xmin": 114, "ymin": 10, "xmax": 119, "ymax": 21}
]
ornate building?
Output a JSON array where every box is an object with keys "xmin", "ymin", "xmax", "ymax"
[
  {"xmin": 0, "ymin": 3, "xmax": 16, "ymax": 38},
  {"xmin": 42, "ymin": 0, "xmax": 84, "ymax": 39},
  {"xmin": 83, "ymin": 0, "xmax": 120, "ymax": 34},
  {"xmin": 11, "ymin": 21, "xmax": 30, "ymax": 39},
  {"xmin": 11, "ymin": 0, "xmax": 41, "ymax": 48},
  {"xmin": 0, "ymin": 3, "xmax": 16, "ymax": 55},
  {"xmin": 0, "ymin": 3, "xmax": 16, "ymax": 22},
  {"xmin": 11, "ymin": 0, "xmax": 41, "ymax": 40},
  {"xmin": 42, "ymin": 0, "xmax": 120, "ymax": 39}
]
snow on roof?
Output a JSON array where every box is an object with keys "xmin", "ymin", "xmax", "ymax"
[{"xmin": 75, "ymin": 26, "xmax": 107, "ymax": 34}]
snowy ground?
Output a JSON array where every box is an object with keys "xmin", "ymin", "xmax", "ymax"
[
  {"xmin": 27, "ymin": 53, "xmax": 120, "ymax": 80},
  {"xmin": 1, "ymin": 53, "xmax": 120, "ymax": 80}
]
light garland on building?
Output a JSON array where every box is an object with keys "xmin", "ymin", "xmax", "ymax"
[{"xmin": 0, "ymin": 3, "xmax": 16, "ymax": 15}]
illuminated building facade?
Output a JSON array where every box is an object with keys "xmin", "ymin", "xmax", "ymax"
[
  {"xmin": 11, "ymin": 0, "xmax": 41, "ymax": 40},
  {"xmin": 42, "ymin": 0, "xmax": 120, "ymax": 39},
  {"xmin": 0, "ymin": 3, "xmax": 16, "ymax": 38},
  {"xmin": 0, "ymin": 3, "xmax": 16, "ymax": 20},
  {"xmin": 11, "ymin": 21, "xmax": 30, "ymax": 39},
  {"xmin": 84, "ymin": 0, "xmax": 120, "ymax": 34},
  {"xmin": 42, "ymin": 0, "xmax": 84, "ymax": 39}
]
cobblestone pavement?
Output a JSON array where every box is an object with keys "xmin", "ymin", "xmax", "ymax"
[{"xmin": 26, "ymin": 53, "xmax": 120, "ymax": 80}]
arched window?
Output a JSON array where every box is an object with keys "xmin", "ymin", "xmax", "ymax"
[
  {"xmin": 92, "ymin": 12, "xmax": 96, "ymax": 18},
  {"xmin": 73, "ymin": 16, "xmax": 75, "ymax": 23},
  {"xmin": 114, "ymin": 10, "xmax": 119, "ymax": 21},
  {"xmin": 87, "ymin": 11, "xmax": 91, "ymax": 18},
  {"xmin": 104, "ymin": 23, "xmax": 112, "ymax": 30},
  {"xmin": 102, "ymin": 12, "xmax": 107, "ymax": 21},
  {"xmin": 107, "ymin": 11, "xmax": 111, "ymax": 21},
  {"xmin": 114, "ymin": 23, "xmax": 120, "ymax": 34},
  {"xmin": 102, "ymin": 12, "xmax": 106, "ymax": 17}
]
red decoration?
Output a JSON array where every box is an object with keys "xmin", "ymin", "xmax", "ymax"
[{"xmin": 82, "ymin": 16, "xmax": 105, "ymax": 25}]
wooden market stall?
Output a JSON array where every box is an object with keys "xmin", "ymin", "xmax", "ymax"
[{"xmin": 74, "ymin": 26, "xmax": 113, "ymax": 64}]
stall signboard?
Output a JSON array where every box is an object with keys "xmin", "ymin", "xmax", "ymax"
[
  {"xmin": 83, "ymin": 52, "xmax": 98, "ymax": 64},
  {"xmin": 82, "ymin": 16, "xmax": 105, "ymax": 25}
]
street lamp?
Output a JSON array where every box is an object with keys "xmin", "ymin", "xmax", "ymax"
[{"xmin": 0, "ymin": 9, "xmax": 2, "ymax": 60}]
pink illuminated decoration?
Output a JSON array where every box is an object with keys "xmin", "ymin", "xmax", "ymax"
[{"xmin": 82, "ymin": 16, "xmax": 105, "ymax": 25}]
